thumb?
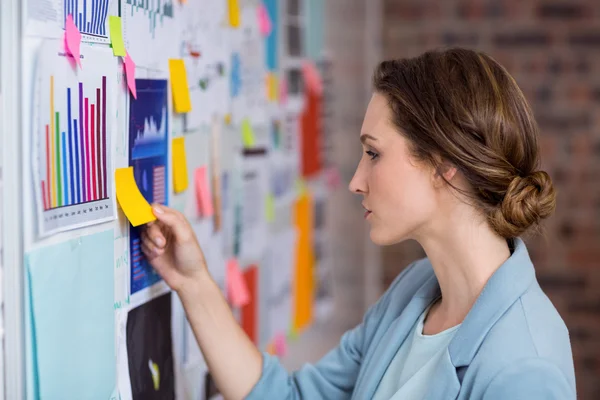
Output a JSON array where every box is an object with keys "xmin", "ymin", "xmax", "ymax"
[{"xmin": 151, "ymin": 204, "xmax": 193, "ymax": 242}]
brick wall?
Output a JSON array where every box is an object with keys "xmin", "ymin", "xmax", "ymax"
[{"xmin": 381, "ymin": 0, "xmax": 600, "ymax": 398}]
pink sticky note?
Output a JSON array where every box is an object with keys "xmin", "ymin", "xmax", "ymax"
[
  {"xmin": 257, "ymin": 3, "xmax": 272, "ymax": 36},
  {"xmin": 123, "ymin": 53, "xmax": 137, "ymax": 99},
  {"xmin": 194, "ymin": 166, "xmax": 214, "ymax": 217},
  {"xmin": 302, "ymin": 61, "xmax": 323, "ymax": 96},
  {"xmin": 227, "ymin": 258, "xmax": 250, "ymax": 307},
  {"xmin": 325, "ymin": 167, "xmax": 341, "ymax": 189},
  {"xmin": 280, "ymin": 78, "xmax": 288, "ymax": 105},
  {"xmin": 65, "ymin": 15, "xmax": 82, "ymax": 69},
  {"xmin": 274, "ymin": 333, "xmax": 288, "ymax": 357}
]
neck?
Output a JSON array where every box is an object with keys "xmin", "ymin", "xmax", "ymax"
[{"xmin": 416, "ymin": 215, "xmax": 511, "ymax": 326}]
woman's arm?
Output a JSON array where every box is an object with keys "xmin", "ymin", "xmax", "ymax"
[
  {"xmin": 178, "ymin": 271, "xmax": 262, "ymax": 400},
  {"xmin": 141, "ymin": 205, "xmax": 261, "ymax": 400},
  {"xmin": 141, "ymin": 204, "xmax": 386, "ymax": 400}
]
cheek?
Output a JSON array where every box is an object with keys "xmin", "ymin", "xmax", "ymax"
[{"xmin": 372, "ymin": 162, "xmax": 437, "ymax": 221}]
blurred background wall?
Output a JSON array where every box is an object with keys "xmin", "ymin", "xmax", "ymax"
[{"xmin": 284, "ymin": 1, "xmax": 600, "ymax": 398}]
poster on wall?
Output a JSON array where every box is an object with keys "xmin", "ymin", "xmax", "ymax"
[
  {"xmin": 128, "ymin": 79, "xmax": 169, "ymax": 294},
  {"xmin": 126, "ymin": 292, "xmax": 175, "ymax": 400},
  {"xmin": 32, "ymin": 42, "xmax": 117, "ymax": 237}
]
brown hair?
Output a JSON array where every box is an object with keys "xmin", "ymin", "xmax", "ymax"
[{"xmin": 373, "ymin": 48, "xmax": 556, "ymax": 239}]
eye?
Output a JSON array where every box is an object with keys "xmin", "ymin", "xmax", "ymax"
[{"xmin": 366, "ymin": 150, "xmax": 379, "ymax": 160}]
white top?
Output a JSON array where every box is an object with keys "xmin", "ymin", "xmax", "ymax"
[{"xmin": 372, "ymin": 303, "xmax": 461, "ymax": 400}]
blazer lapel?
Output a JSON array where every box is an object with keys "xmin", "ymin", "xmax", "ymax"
[
  {"xmin": 422, "ymin": 349, "xmax": 461, "ymax": 399},
  {"xmin": 352, "ymin": 273, "xmax": 441, "ymax": 400}
]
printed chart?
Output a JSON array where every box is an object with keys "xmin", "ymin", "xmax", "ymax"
[
  {"xmin": 122, "ymin": 0, "xmax": 180, "ymax": 69},
  {"xmin": 129, "ymin": 79, "xmax": 169, "ymax": 294},
  {"xmin": 33, "ymin": 43, "xmax": 117, "ymax": 236},
  {"xmin": 27, "ymin": 0, "xmax": 118, "ymax": 42}
]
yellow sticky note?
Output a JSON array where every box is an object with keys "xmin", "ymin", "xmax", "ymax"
[
  {"xmin": 241, "ymin": 119, "xmax": 255, "ymax": 148},
  {"xmin": 172, "ymin": 137, "xmax": 189, "ymax": 193},
  {"xmin": 169, "ymin": 59, "xmax": 192, "ymax": 113},
  {"xmin": 265, "ymin": 193, "xmax": 275, "ymax": 223},
  {"xmin": 108, "ymin": 16, "xmax": 126, "ymax": 57},
  {"xmin": 115, "ymin": 167, "xmax": 156, "ymax": 226},
  {"xmin": 266, "ymin": 73, "xmax": 279, "ymax": 102},
  {"xmin": 228, "ymin": 0, "xmax": 241, "ymax": 27}
]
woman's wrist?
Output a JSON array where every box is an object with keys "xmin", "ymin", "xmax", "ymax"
[{"xmin": 177, "ymin": 269, "xmax": 218, "ymax": 305}]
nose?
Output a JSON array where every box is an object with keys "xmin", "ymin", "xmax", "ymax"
[{"xmin": 349, "ymin": 161, "xmax": 367, "ymax": 194}]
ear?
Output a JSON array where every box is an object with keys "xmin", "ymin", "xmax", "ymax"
[{"xmin": 432, "ymin": 161, "xmax": 458, "ymax": 188}]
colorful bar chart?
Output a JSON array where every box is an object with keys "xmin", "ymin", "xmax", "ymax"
[
  {"xmin": 34, "ymin": 45, "xmax": 115, "ymax": 236},
  {"xmin": 40, "ymin": 75, "xmax": 109, "ymax": 211},
  {"xmin": 64, "ymin": 0, "xmax": 111, "ymax": 38}
]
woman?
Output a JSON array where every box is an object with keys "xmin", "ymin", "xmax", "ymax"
[{"xmin": 142, "ymin": 48, "xmax": 576, "ymax": 399}]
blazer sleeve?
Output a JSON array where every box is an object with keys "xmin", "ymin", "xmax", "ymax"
[
  {"xmin": 482, "ymin": 358, "xmax": 575, "ymax": 400},
  {"xmin": 244, "ymin": 261, "xmax": 420, "ymax": 400}
]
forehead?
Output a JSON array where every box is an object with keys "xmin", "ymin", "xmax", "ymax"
[{"xmin": 361, "ymin": 93, "xmax": 393, "ymax": 136}]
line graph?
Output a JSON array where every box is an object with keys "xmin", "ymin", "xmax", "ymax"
[{"xmin": 125, "ymin": 0, "xmax": 174, "ymax": 38}]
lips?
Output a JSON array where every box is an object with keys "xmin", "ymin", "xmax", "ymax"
[{"xmin": 362, "ymin": 204, "xmax": 372, "ymax": 219}]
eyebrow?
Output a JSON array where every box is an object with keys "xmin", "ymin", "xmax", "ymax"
[{"xmin": 360, "ymin": 134, "xmax": 378, "ymax": 144}]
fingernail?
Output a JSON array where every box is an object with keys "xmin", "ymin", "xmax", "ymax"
[
  {"xmin": 153, "ymin": 205, "xmax": 164, "ymax": 214},
  {"xmin": 154, "ymin": 237, "xmax": 164, "ymax": 247}
]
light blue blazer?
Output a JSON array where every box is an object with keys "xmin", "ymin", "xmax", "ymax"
[{"xmin": 246, "ymin": 238, "xmax": 576, "ymax": 399}]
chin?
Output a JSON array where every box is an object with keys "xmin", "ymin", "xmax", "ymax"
[{"xmin": 369, "ymin": 228, "xmax": 409, "ymax": 246}]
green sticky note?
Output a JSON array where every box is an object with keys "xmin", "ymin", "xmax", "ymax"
[
  {"xmin": 241, "ymin": 119, "xmax": 256, "ymax": 148},
  {"xmin": 265, "ymin": 193, "xmax": 275, "ymax": 223},
  {"xmin": 109, "ymin": 16, "xmax": 126, "ymax": 57}
]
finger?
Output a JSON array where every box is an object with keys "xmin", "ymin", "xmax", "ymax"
[
  {"xmin": 151, "ymin": 204, "xmax": 193, "ymax": 242},
  {"xmin": 145, "ymin": 222, "xmax": 167, "ymax": 249},
  {"xmin": 141, "ymin": 239, "xmax": 164, "ymax": 260}
]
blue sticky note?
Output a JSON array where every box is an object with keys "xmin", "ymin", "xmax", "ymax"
[{"xmin": 26, "ymin": 229, "xmax": 115, "ymax": 399}]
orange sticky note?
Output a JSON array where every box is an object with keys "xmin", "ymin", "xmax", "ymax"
[
  {"xmin": 169, "ymin": 59, "xmax": 192, "ymax": 113},
  {"xmin": 302, "ymin": 61, "xmax": 323, "ymax": 96},
  {"xmin": 194, "ymin": 166, "xmax": 214, "ymax": 217},
  {"xmin": 227, "ymin": 258, "xmax": 250, "ymax": 307},
  {"xmin": 64, "ymin": 14, "xmax": 82, "ymax": 69},
  {"xmin": 124, "ymin": 53, "xmax": 137, "ymax": 99},
  {"xmin": 172, "ymin": 137, "xmax": 189, "ymax": 193},
  {"xmin": 274, "ymin": 333, "xmax": 288, "ymax": 357},
  {"xmin": 115, "ymin": 167, "xmax": 156, "ymax": 226},
  {"xmin": 293, "ymin": 193, "xmax": 314, "ymax": 332},
  {"xmin": 228, "ymin": 0, "xmax": 241, "ymax": 28},
  {"xmin": 257, "ymin": 3, "xmax": 272, "ymax": 36}
]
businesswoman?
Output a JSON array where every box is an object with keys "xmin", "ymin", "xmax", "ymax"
[{"xmin": 141, "ymin": 48, "xmax": 576, "ymax": 399}]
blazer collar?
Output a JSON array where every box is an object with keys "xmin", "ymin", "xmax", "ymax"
[{"xmin": 448, "ymin": 237, "xmax": 535, "ymax": 367}]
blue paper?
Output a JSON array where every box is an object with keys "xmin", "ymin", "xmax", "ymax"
[
  {"xmin": 26, "ymin": 229, "xmax": 115, "ymax": 399},
  {"xmin": 264, "ymin": 0, "xmax": 278, "ymax": 70}
]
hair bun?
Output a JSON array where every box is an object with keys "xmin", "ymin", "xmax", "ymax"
[{"xmin": 489, "ymin": 171, "xmax": 557, "ymax": 238}]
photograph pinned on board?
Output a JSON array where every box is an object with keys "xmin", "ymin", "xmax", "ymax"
[{"xmin": 126, "ymin": 292, "xmax": 175, "ymax": 400}]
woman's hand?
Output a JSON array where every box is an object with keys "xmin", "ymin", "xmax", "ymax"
[{"xmin": 141, "ymin": 204, "xmax": 208, "ymax": 293}]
